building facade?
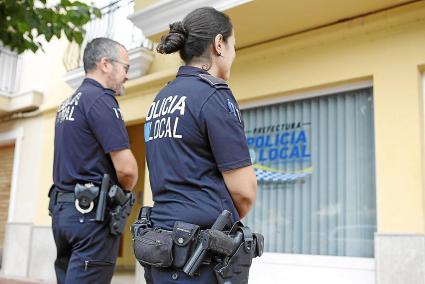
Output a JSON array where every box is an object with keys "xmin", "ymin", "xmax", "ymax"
[{"xmin": 1, "ymin": 0, "xmax": 425, "ymax": 283}]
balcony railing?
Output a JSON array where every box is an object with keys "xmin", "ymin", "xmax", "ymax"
[
  {"xmin": 0, "ymin": 46, "xmax": 19, "ymax": 95},
  {"xmin": 63, "ymin": 0, "xmax": 154, "ymax": 72}
]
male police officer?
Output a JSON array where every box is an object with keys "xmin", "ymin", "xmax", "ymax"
[{"xmin": 50, "ymin": 38, "xmax": 138, "ymax": 284}]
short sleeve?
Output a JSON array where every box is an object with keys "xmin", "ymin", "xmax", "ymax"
[
  {"xmin": 200, "ymin": 89, "xmax": 252, "ymax": 172},
  {"xmin": 87, "ymin": 94, "xmax": 130, "ymax": 153}
]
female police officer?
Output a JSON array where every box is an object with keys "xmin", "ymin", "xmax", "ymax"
[{"xmin": 143, "ymin": 7, "xmax": 257, "ymax": 283}]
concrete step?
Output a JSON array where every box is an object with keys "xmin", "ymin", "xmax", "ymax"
[{"xmin": 0, "ymin": 277, "xmax": 41, "ymax": 284}]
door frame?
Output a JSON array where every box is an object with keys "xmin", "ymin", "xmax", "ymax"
[{"xmin": 0, "ymin": 127, "xmax": 24, "ymax": 223}]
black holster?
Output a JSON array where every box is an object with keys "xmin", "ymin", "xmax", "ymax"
[
  {"xmin": 108, "ymin": 185, "xmax": 135, "ymax": 235},
  {"xmin": 214, "ymin": 222, "xmax": 264, "ymax": 284}
]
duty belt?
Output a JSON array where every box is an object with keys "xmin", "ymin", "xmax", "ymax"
[
  {"xmin": 55, "ymin": 192, "xmax": 75, "ymax": 203},
  {"xmin": 54, "ymin": 191, "xmax": 93, "ymax": 214},
  {"xmin": 50, "ymin": 178, "xmax": 136, "ymax": 237},
  {"xmin": 131, "ymin": 207, "xmax": 264, "ymax": 278}
]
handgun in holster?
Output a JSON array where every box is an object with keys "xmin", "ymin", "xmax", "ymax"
[
  {"xmin": 108, "ymin": 184, "xmax": 135, "ymax": 235},
  {"xmin": 94, "ymin": 174, "xmax": 135, "ymax": 235},
  {"xmin": 213, "ymin": 222, "xmax": 264, "ymax": 284},
  {"xmin": 130, "ymin": 206, "xmax": 152, "ymax": 238},
  {"xmin": 183, "ymin": 211, "xmax": 264, "ymax": 284},
  {"xmin": 183, "ymin": 210, "xmax": 233, "ymax": 277}
]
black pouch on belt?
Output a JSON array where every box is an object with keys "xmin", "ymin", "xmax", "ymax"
[
  {"xmin": 48, "ymin": 185, "xmax": 55, "ymax": 216},
  {"xmin": 172, "ymin": 221, "xmax": 200, "ymax": 268},
  {"xmin": 133, "ymin": 228, "xmax": 174, "ymax": 268}
]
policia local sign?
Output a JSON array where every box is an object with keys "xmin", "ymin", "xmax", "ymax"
[{"xmin": 245, "ymin": 122, "xmax": 313, "ymax": 183}]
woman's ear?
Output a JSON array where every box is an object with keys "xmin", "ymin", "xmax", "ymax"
[{"xmin": 214, "ymin": 34, "xmax": 224, "ymax": 56}]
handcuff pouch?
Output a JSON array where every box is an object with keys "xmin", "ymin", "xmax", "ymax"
[
  {"xmin": 74, "ymin": 183, "xmax": 99, "ymax": 209},
  {"xmin": 172, "ymin": 221, "xmax": 200, "ymax": 268}
]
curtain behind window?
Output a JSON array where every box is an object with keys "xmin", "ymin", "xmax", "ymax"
[{"xmin": 242, "ymin": 88, "xmax": 376, "ymax": 257}]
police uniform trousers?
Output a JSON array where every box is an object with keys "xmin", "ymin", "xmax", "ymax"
[
  {"xmin": 51, "ymin": 201, "xmax": 121, "ymax": 284},
  {"xmin": 143, "ymin": 263, "xmax": 217, "ymax": 284}
]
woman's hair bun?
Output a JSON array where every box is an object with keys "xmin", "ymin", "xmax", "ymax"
[{"xmin": 156, "ymin": 21, "xmax": 187, "ymax": 54}]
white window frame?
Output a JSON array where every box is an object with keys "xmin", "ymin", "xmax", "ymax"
[
  {"xmin": 422, "ymin": 73, "xmax": 425, "ymax": 194},
  {"xmin": 239, "ymin": 80, "xmax": 373, "ymax": 110}
]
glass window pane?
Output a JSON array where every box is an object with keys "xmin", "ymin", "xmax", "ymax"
[{"xmin": 242, "ymin": 88, "xmax": 376, "ymax": 258}]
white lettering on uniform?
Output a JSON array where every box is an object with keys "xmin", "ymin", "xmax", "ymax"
[
  {"xmin": 165, "ymin": 117, "xmax": 172, "ymax": 137},
  {"xmin": 161, "ymin": 96, "xmax": 173, "ymax": 116},
  {"xmin": 158, "ymin": 118, "xmax": 166, "ymax": 138},
  {"xmin": 146, "ymin": 101, "xmax": 156, "ymax": 121},
  {"xmin": 153, "ymin": 119, "xmax": 161, "ymax": 139},
  {"xmin": 170, "ymin": 96, "xmax": 186, "ymax": 115},
  {"xmin": 158, "ymin": 98, "xmax": 167, "ymax": 116},
  {"xmin": 113, "ymin": 108, "xmax": 119, "ymax": 118},
  {"xmin": 145, "ymin": 95, "xmax": 186, "ymax": 141},
  {"xmin": 173, "ymin": 117, "xmax": 182, "ymax": 138},
  {"xmin": 56, "ymin": 93, "xmax": 81, "ymax": 124},
  {"xmin": 112, "ymin": 107, "xmax": 123, "ymax": 120},
  {"xmin": 67, "ymin": 106, "xmax": 75, "ymax": 121},
  {"xmin": 153, "ymin": 100, "xmax": 161, "ymax": 119},
  {"xmin": 167, "ymin": 96, "xmax": 178, "ymax": 114}
]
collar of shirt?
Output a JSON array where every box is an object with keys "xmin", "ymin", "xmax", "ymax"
[
  {"xmin": 176, "ymin": 66, "xmax": 209, "ymax": 78},
  {"xmin": 82, "ymin": 78, "xmax": 116, "ymax": 96}
]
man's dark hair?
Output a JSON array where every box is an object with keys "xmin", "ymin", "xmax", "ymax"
[
  {"xmin": 156, "ymin": 7, "xmax": 232, "ymax": 64},
  {"xmin": 83, "ymin": 37, "xmax": 126, "ymax": 73}
]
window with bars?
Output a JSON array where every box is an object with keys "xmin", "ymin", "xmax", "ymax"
[{"xmin": 242, "ymin": 88, "xmax": 376, "ymax": 258}]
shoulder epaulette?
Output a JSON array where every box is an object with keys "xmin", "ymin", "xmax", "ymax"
[{"xmin": 198, "ymin": 74, "xmax": 229, "ymax": 89}]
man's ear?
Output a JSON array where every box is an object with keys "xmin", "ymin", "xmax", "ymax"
[
  {"xmin": 214, "ymin": 34, "xmax": 224, "ymax": 56},
  {"xmin": 98, "ymin": 57, "xmax": 110, "ymax": 73}
]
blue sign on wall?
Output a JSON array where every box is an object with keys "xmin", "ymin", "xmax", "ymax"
[{"xmin": 245, "ymin": 122, "xmax": 313, "ymax": 183}]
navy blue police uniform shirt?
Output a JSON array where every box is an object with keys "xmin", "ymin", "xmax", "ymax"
[
  {"xmin": 53, "ymin": 78, "xmax": 130, "ymax": 192},
  {"xmin": 145, "ymin": 66, "xmax": 252, "ymax": 230}
]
